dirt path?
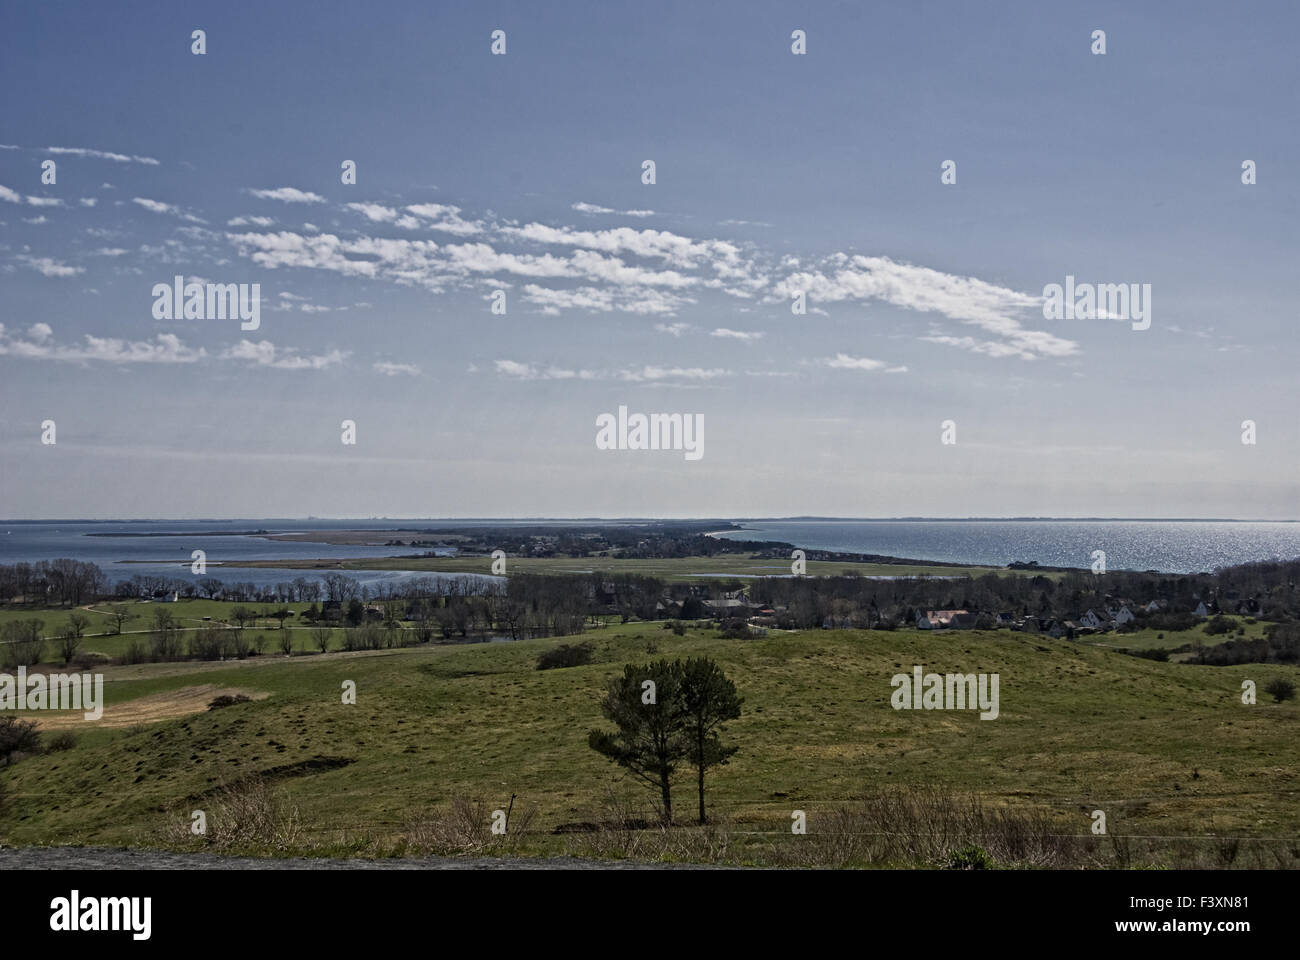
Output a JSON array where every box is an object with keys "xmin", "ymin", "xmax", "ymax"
[{"xmin": 31, "ymin": 684, "xmax": 269, "ymax": 730}]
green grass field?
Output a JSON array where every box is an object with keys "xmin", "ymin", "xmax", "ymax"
[
  {"xmin": 3, "ymin": 620, "xmax": 1296, "ymax": 865},
  {"xmin": 0, "ymin": 599, "xmax": 331, "ymax": 660},
  {"xmin": 1075, "ymin": 617, "xmax": 1270, "ymax": 656}
]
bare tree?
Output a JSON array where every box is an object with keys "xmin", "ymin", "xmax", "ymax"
[
  {"xmin": 59, "ymin": 613, "xmax": 90, "ymax": 664},
  {"xmin": 107, "ymin": 604, "xmax": 130, "ymax": 635}
]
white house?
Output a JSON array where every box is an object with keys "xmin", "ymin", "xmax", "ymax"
[
  {"xmin": 1109, "ymin": 605, "xmax": 1135, "ymax": 626},
  {"xmin": 1080, "ymin": 609, "xmax": 1105, "ymax": 630},
  {"xmin": 1194, "ymin": 601, "xmax": 1209, "ymax": 617}
]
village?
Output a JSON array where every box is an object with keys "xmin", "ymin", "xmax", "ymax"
[{"xmin": 650, "ymin": 584, "xmax": 1268, "ymax": 641}]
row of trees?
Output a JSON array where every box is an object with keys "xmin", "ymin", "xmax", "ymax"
[
  {"xmin": 105, "ymin": 571, "xmax": 502, "ymax": 606},
  {"xmin": 0, "ymin": 614, "xmax": 96, "ymax": 668},
  {"xmin": 0, "ymin": 560, "xmax": 107, "ymax": 607}
]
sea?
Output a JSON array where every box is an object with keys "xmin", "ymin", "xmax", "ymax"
[
  {"xmin": 0, "ymin": 519, "xmax": 1296, "ymax": 587},
  {"xmin": 712, "ymin": 519, "xmax": 1300, "ymax": 574}
]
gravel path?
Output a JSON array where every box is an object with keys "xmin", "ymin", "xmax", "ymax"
[{"xmin": 0, "ymin": 845, "xmax": 722, "ymax": 870}]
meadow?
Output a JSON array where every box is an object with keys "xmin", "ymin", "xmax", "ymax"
[{"xmin": 3, "ymin": 616, "xmax": 1296, "ymax": 867}]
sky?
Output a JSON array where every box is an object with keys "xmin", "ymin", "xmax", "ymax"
[{"xmin": 1, "ymin": 0, "xmax": 1297, "ymax": 520}]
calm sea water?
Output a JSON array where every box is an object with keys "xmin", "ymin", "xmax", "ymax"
[
  {"xmin": 0, "ymin": 519, "xmax": 1296, "ymax": 582},
  {"xmin": 0, "ymin": 519, "xmax": 501, "ymax": 590},
  {"xmin": 713, "ymin": 520, "xmax": 1300, "ymax": 574}
]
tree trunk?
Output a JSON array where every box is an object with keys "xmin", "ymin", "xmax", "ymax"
[{"xmin": 697, "ymin": 728, "xmax": 707, "ymax": 824}]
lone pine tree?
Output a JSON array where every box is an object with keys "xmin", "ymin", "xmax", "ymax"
[
  {"xmin": 679, "ymin": 657, "xmax": 743, "ymax": 825},
  {"xmin": 588, "ymin": 657, "xmax": 741, "ymax": 825}
]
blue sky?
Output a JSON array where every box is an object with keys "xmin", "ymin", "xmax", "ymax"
[{"xmin": 1, "ymin": 0, "xmax": 1296, "ymax": 519}]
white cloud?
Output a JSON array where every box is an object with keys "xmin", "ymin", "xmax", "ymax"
[
  {"xmin": 44, "ymin": 146, "xmax": 160, "ymax": 165},
  {"xmin": 222, "ymin": 339, "xmax": 348, "ymax": 370},
  {"xmin": 503, "ymin": 222, "xmax": 736, "ymax": 270},
  {"xmin": 568, "ymin": 249, "xmax": 696, "ymax": 289},
  {"xmin": 521, "ymin": 282, "xmax": 691, "ymax": 316},
  {"xmin": 227, "ymin": 230, "xmax": 380, "ymax": 278},
  {"xmin": 227, "ymin": 215, "xmax": 275, "ymax": 227},
  {"xmin": 247, "ymin": 187, "xmax": 326, "ymax": 204},
  {"xmin": 823, "ymin": 353, "xmax": 886, "ymax": 371},
  {"xmin": 522, "ymin": 285, "xmax": 613, "ymax": 313},
  {"xmin": 346, "ymin": 202, "xmax": 398, "ymax": 222},
  {"xmin": 777, "ymin": 255, "xmax": 1076, "ymax": 360},
  {"xmin": 0, "ymin": 325, "xmax": 203, "ymax": 363},
  {"xmin": 493, "ymin": 359, "xmax": 729, "ymax": 383},
  {"xmin": 25, "ymin": 196, "xmax": 63, "ymax": 207},
  {"xmin": 623, "ymin": 365, "xmax": 729, "ymax": 382},
  {"xmin": 132, "ymin": 197, "xmax": 206, "ymax": 224},
  {"xmin": 0, "ymin": 184, "xmax": 21, "ymax": 203},
  {"xmin": 711, "ymin": 327, "xmax": 764, "ymax": 341},
  {"xmin": 405, "ymin": 203, "xmax": 484, "ymax": 236},
  {"xmin": 654, "ymin": 322, "xmax": 691, "ymax": 336},
  {"xmin": 373, "ymin": 361, "xmax": 421, "ymax": 376},
  {"xmin": 572, "ymin": 201, "xmax": 655, "ymax": 218},
  {"xmin": 15, "ymin": 255, "xmax": 83, "ymax": 277},
  {"xmin": 79, "ymin": 197, "xmax": 98, "ymax": 207}
]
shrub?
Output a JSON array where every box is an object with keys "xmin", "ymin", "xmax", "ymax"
[
  {"xmin": 72, "ymin": 652, "xmax": 107, "ymax": 671},
  {"xmin": 404, "ymin": 794, "xmax": 538, "ymax": 855},
  {"xmin": 0, "ymin": 715, "xmax": 41, "ymax": 766},
  {"xmin": 168, "ymin": 777, "xmax": 301, "ymax": 852},
  {"xmin": 947, "ymin": 843, "xmax": 995, "ymax": 870},
  {"xmin": 536, "ymin": 642, "xmax": 595, "ymax": 671},
  {"xmin": 716, "ymin": 619, "xmax": 751, "ymax": 639},
  {"xmin": 1264, "ymin": 677, "xmax": 1296, "ymax": 704},
  {"xmin": 46, "ymin": 731, "xmax": 77, "ymax": 752},
  {"xmin": 208, "ymin": 694, "xmax": 252, "ymax": 710},
  {"xmin": 312, "ymin": 626, "xmax": 333, "ymax": 653},
  {"xmin": 1125, "ymin": 647, "xmax": 1169, "ymax": 662},
  {"xmin": 669, "ymin": 620, "xmax": 687, "ymax": 636},
  {"xmin": 188, "ymin": 626, "xmax": 226, "ymax": 660},
  {"xmin": 1204, "ymin": 615, "xmax": 1235, "ymax": 636},
  {"xmin": 341, "ymin": 622, "xmax": 383, "ymax": 651}
]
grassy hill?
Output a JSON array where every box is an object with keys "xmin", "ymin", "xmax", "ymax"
[{"xmin": 3, "ymin": 622, "xmax": 1296, "ymax": 867}]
